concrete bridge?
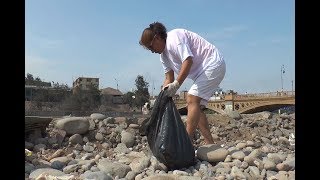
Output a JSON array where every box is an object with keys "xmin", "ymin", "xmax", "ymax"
[{"xmin": 174, "ymin": 91, "xmax": 295, "ymax": 114}]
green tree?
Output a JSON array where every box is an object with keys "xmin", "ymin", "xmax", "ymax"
[
  {"xmin": 26, "ymin": 73, "xmax": 34, "ymax": 81},
  {"xmin": 34, "ymin": 77, "xmax": 42, "ymax": 86},
  {"xmin": 25, "ymin": 73, "xmax": 51, "ymax": 87},
  {"xmin": 25, "ymin": 73, "xmax": 35, "ymax": 85},
  {"xmin": 123, "ymin": 91, "xmax": 135, "ymax": 108},
  {"xmin": 134, "ymin": 75, "xmax": 150, "ymax": 110}
]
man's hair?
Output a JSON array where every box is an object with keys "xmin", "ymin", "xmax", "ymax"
[
  {"xmin": 148, "ymin": 22, "xmax": 167, "ymax": 40},
  {"xmin": 139, "ymin": 21, "xmax": 167, "ymax": 47}
]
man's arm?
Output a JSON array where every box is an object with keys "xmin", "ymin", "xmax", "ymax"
[
  {"xmin": 163, "ymin": 56, "xmax": 193, "ymax": 87},
  {"xmin": 163, "ymin": 70, "xmax": 174, "ymax": 89},
  {"xmin": 162, "ymin": 56, "xmax": 193, "ymax": 95},
  {"xmin": 176, "ymin": 56, "xmax": 193, "ymax": 85}
]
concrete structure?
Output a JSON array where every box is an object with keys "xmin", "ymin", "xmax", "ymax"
[
  {"xmin": 72, "ymin": 77, "xmax": 99, "ymax": 91},
  {"xmin": 175, "ymin": 91, "xmax": 295, "ymax": 114},
  {"xmin": 25, "ymin": 116, "xmax": 52, "ymax": 141},
  {"xmin": 25, "ymin": 85, "xmax": 71, "ymax": 101}
]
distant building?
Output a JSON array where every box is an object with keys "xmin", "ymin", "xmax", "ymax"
[
  {"xmin": 100, "ymin": 87, "xmax": 124, "ymax": 104},
  {"xmin": 72, "ymin": 77, "xmax": 99, "ymax": 92}
]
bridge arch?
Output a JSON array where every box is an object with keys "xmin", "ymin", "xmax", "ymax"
[
  {"xmin": 235, "ymin": 99, "xmax": 294, "ymax": 114},
  {"xmin": 240, "ymin": 104, "xmax": 294, "ymax": 114}
]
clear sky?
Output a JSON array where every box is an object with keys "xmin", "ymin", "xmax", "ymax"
[{"xmin": 25, "ymin": 0, "xmax": 295, "ymax": 96}]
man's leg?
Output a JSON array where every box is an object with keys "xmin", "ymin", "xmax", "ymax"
[
  {"xmin": 198, "ymin": 107, "xmax": 214, "ymax": 144},
  {"xmin": 186, "ymin": 95, "xmax": 214, "ymax": 145},
  {"xmin": 186, "ymin": 94, "xmax": 201, "ymax": 142},
  {"xmin": 186, "ymin": 60, "xmax": 225, "ymax": 144}
]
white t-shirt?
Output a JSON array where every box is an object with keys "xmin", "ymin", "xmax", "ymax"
[{"xmin": 160, "ymin": 29, "xmax": 223, "ymax": 80}]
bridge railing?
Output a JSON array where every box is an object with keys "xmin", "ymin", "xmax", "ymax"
[
  {"xmin": 234, "ymin": 91, "xmax": 295, "ymax": 100},
  {"xmin": 175, "ymin": 91, "xmax": 295, "ymax": 102}
]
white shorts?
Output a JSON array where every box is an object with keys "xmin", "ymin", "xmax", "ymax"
[{"xmin": 188, "ymin": 60, "xmax": 226, "ymax": 107}]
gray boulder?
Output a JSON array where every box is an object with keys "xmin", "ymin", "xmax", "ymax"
[{"xmin": 55, "ymin": 117, "xmax": 90, "ymax": 135}]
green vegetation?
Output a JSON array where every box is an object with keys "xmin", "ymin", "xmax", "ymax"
[{"xmin": 133, "ymin": 75, "xmax": 150, "ymax": 110}]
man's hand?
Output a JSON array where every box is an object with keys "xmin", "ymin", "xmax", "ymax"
[{"xmin": 164, "ymin": 80, "xmax": 180, "ymax": 97}]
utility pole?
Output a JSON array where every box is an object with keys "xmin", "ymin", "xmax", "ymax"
[
  {"xmin": 281, "ymin": 65, "xmax": 285, "ymax": 91},
  {"xmin": 114, "ymin": 78, "xmax": 119, "ymax": 90}
]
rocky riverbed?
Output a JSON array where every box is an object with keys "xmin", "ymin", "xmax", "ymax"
[{"xmin": 25, "ymin": 110, "xmax": 295, "ymax": 180}]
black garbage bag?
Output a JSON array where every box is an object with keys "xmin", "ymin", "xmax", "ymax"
[{"xmin": 140, "ymin": 89, "xmax": 196, "ymax": 170}]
